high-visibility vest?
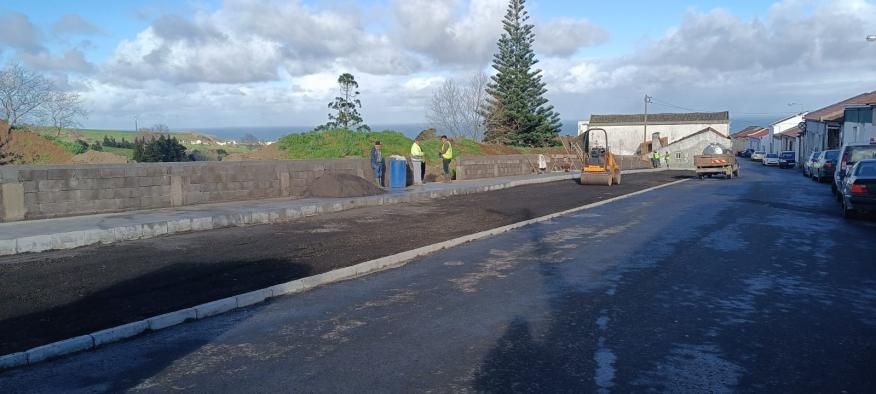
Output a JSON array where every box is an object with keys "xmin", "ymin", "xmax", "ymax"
[
  {"xmin": 442, "ymin": 141, "xmax": 453, "ymax": 160},
  {"xmin": 653, "ymin": 152, "xmax": 660, "ymax": 160},
  {"xmin": 411, "ymin": 142, "xmax": 423, "ymax": 159}
]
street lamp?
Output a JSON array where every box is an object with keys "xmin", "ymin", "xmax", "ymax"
[{"xmin": 867, "ymin": 35, "xmax": 876, "ymax": 42}]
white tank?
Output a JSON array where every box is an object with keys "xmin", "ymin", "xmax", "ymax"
[{"xmin": 703, "ymin": 143, "xmax": 731, "ymax": 155}]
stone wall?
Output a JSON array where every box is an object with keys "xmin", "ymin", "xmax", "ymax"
[
  {"xmin": 0, "ymin": 159, "xmax": 374, "ymax": 222},
  {"xmin": 456, "ymin": 154, "xmax": 651, "ymax": 180},
  {"xmin": 456, "ymin": 155, "xmax": 539, "ymax": 180}
]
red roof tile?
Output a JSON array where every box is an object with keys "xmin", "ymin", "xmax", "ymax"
[{"xmin": 805, "ymin": 91, "xmax": 876, "ymax": 122}]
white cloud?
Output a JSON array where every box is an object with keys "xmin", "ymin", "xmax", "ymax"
[
  {"xmin": 535, "ymin": 18, "xmax": 610, "ymax": 57},
  {"xmin": 52, "ymin": 14, "xmax": 103, "ymax": 36},
  {"xmin": 0, "ymin": 11, "xmax": 42, "ymax": 51}
]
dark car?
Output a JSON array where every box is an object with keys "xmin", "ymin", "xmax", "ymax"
[
  {"xmin": 839, "ymin": 159, "xmax": 876, "ymax": 218},
  {"xmin": 833, "ymin": 144, "xmax": 876, "ymax": 198},
  {"xmin": 812, "ymin": 149, "xmax": 839, "ymax": 183},
  {"xmin": 778, "ymin": 151, "xmax": 796, "ymax": 169},
  {"xmin": 741, "ymin": 149, "xmax": 754, "ymax": 158}
]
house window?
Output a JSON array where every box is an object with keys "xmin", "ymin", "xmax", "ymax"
[{"xmin": 676, "ymin": 153, "xmax": 683, "ymax": 159}]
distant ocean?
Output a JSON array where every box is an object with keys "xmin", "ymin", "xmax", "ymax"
[{"xmin": 185, "ymin": 117, "xmax": 778, "ymax": 142}]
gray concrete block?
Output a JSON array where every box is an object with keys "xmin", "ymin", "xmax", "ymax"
[
  {"xmin": 268, "ymin": 280, "xmax": 308, "ymax": 297},
  {"xmin": 0, "ymin": 352, "xmax": 27, "ymax": 370},
  {"xmin": 167, "ymin": 219, "xmax": 192, "ymax": 234},
  {"xmin": 90, "ymin": 320, "xmax": 148, "ymax": 347},
  {"xmin": 112, "ymin": 225, "xmax": 143, "ymax": 241},
  {"xmin": 16, "ymin": 235, "xmax": 57, "ymax": 254},
  {"xmin": 251, "ymin": 211, "xmax": 270, "ymax": 224},
  {"xmin": 26, "ymin": 335, "xmax": 93, "ymax": 364},
  {"xmin": 194, "ymin": 297, "xmax": 237, "ymax": 319},
  {"xmin": 236, "ymin": 288, "xmax": 272, "ymax": 308},
  {"xmin": 0, "ymin": 239, "xmax": 16, "ymax": 255},
  {"xmin": 142, "ymin": 222, "xmax": 169, "ymax": 238},
  {"xmin": 147, "ymin": 308, "xmax": 197, "ymax": 331},
  {"xmin": 190, "ymin": 217, "xmax": 213, "ymax": 231},
  {"xmin": 2, "ymin": 183, "xmax": 26, "ymax": 221}
]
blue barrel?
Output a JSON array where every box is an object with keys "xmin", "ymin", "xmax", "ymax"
[{"xmin": 389, "ymin": 159, "xmax": 407, "ymax": 189}]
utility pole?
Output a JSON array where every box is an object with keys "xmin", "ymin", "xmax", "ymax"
[{"xmin": 643, "ymin": 94, "xmax": 652, "ymax": 155}]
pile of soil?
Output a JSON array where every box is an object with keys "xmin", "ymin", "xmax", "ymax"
[
  {"xmin": 304, "ymin": 173, "xmax": 385, "ymax": 198},
  {"xmin": 225, "ymin": 145, "xmax": 286, "ymax": 161},
  {"xmin": 71, "ymin": 150, "xmax": 128, "ymax": 164},
  {"xmin": 3, "ymin": 130, "xmax": 72, "ymax": 164}
]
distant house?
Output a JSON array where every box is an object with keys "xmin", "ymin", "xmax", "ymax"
[
  {"xmin": 843, "ymin": 104, "xmax": 876, "ymax": 145},
  {"xmin": 587, "ymin": 111, "xmax": 730, "ymax": 155},
  {"xmin": 775, "ymin": 126, "xmax": 803, "ymax": 163},
  {"xmin": 801, "ymin": 91, "xmax": 876, "ymax": 163},
  {"xmin": 656, "ymin": 127, "xmax": 733, "ymax": 168},
  {"xmin": 732, "ymin": 126, "xmax": 767, "ymax": 152},
  {"xmin": 577, "ymin": 121, "xmax": 590, "ymax": 135},
  {"xmin": 767, "ymin": 113, "xmax": 807, "ymax": 153},
  {"xmin": 745, "ymin": 128, "xmax": 770, "ymax": 151}
]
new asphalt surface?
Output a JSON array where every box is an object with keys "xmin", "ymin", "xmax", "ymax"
[
  {"xmin": 1, "ymin": 162, "xmax": 875, "ymax": 392},
  {"xmin": 0, "ymin": 171, "xmax": 689, "ymax": 354}
]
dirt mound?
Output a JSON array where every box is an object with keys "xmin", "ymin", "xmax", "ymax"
[
  {"xmin": 305, "ymin": 173, "xmax": 385, "ymax": 198},
  {"xmin": 71, "ymin": 150, "xmax": 128, "ymax": 164},
  {"xmin": 225, "ymin": 145, "xmax": 286, "ymax": 161},
  {"xmin": 3, "ymin": 130, "xmax": 72, "ymax": 165},
  {"xmin": 479, "ymin": 143, "xmax": 521, "ymax": 155}
]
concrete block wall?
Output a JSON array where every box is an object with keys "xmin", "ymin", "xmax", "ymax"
[
  {"xmin": 456, "ymin": 155, "xmax": 539, "ymax": 180},
  {"xmin": 0, "ymin": 159, "xmax": 373, "ymax": 222},
  {"xmin": 456, "ymin": 154, "xmax": 652, "ymax": 180}
]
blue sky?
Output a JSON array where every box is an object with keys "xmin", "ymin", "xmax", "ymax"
[{"xmin": 1, "ymin": 0, "xmax": 874, "ymax": 130}]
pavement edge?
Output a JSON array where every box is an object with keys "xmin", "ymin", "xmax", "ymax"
[{"xmin": 0, "ymin": 175, "xmax": 688, "ymax": 372}]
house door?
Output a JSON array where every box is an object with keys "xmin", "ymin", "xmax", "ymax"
[{"xmin": 827, "ymin": 125, "xmax": 840, "ymax": 148}]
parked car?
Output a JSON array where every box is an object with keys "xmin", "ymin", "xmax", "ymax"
[
  {"xmin": 763, "ymin": 153, "xmax": 780, "ymax": 166},
  {"xmin": 741, "ymin": 149, "xmax": 754, "ymax": 158},
  {"xmin": 833, "ymin": 143, "xmax": 876, "ymax": 198},
  {"xmin": 803, "ymin": 151, "xmax": 820, "ymax": 178},
  {"xmin": 778, "ymin": 151, "xmax": 796, "ymax": 169},
  {"xmin": 751, "ymin": 151, "xmax": 766, "ymax": 161},
  {"xmin": 812, "ymin": 149, "xmax": 839, "ymax": 183},
  {"xmin": 839, "ymin": 159, "xmax": 876, "ymax": 218}
]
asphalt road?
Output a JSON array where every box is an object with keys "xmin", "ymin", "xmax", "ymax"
[
  {"xmin": 0, "ymin": 171, "xmax": 689, "ymax": 354},
  {"xmin": 2, "ymin": 162, "xmax": 875, "ymax": 392}
]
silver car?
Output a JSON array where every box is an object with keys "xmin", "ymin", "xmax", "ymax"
[
  {"xmin": 803, "ymin": 151, "xmax": 820, "ymax": 178},
  {"xmin": 751, "ymin": 151, "xmax": 766, "ymax": 161},
  {"xmin": 812, "ymin": 150, "xmax": 839, "ymax": 183}
]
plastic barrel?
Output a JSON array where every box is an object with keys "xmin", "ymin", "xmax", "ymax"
[{"xmin": 389, "ymin": 159, "xmax": 407, "ymax": 188}]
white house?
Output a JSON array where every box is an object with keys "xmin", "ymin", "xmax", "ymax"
[
  {"xmin": 587, "ymin": 112, "xmax": 730, "ymax": 155},
  {"xmin": 768, "ymin": 113, "xmax": 807, "ymax": 153},
  {"xmin": 746, "ymin": 128, "xmax": 769, "ymax": 151},
  {"xmin": 577, "ymin": 121, "xmax": 590, "ymax": 136},
  {"xmin": 801, "ymin": 91, "xmax": 876, "ymax": 163},
  {"xmin": 733, "ymin": 126, "xmax": 767, "ymax": 153},
  {"xmin": 843, "ymin": 105, "xmax": 876, "ymax": 145},
  {"xmin": 657, "ymin": 127, "xmax": 733, "ymax": 168}
]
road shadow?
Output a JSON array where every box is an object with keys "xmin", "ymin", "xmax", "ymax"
[{"xmin": 0, "ymin": 259, "xmax": 311, "ymax": 355}]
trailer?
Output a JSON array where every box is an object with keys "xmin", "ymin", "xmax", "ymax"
[{"xmin": 694, "ymin": 154, "xmax": 739, "ymax": 179}]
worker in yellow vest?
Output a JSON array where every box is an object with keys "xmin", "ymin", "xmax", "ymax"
[
  {"xmin": 652, "ymin": 151, "xmax": 661, "ymax": 168},
  {"xmin": 410, "ymin": 137, "xmax": 425, "ymax": 185},
  {"xmin": 440, "ymin": 135, "xmax": 453, "ymax": 182}
]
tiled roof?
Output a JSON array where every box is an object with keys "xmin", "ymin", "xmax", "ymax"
[
  {"xmin": 805, "ymin": 91, "xmax": 876, "ymax": 122},
  {"xmin": 778, "ymin": 127, "xmax": 802, "ymax": 138},
  {"xmin": 667, "ymin": 127, "xmax": 730, "ymax": 147},
  {"xmin": 733, "ymin": 126, "xmax": 766, "ymax": 138},
  {"xmin": 590, "ymin": 111, "xmax": 730, "ymax": 125},
  {"xmin": 747, "ymin": 129, "xmax": 769, "ymax": 138}
]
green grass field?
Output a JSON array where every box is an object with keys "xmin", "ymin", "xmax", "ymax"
[{"xmin": 102, "ymin": 147, "xmax": 135, "ymax": 159}]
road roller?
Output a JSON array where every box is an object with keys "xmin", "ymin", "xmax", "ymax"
[{"xmin": 580, "ymin": 128, "xmax": 621, "ymax": 186}]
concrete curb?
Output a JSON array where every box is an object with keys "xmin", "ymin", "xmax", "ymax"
[
  {"xmin": 0, "ymin": 175, "xmax": 687, "ymax": 372},
  {"xmin": 1, "ymin": 169, "xmax": 671, "ymax": 257}
]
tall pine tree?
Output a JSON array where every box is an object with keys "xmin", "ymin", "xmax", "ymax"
[{"xmin": 483, "ymin": 0, "xmax": 561, "ymax": 147}]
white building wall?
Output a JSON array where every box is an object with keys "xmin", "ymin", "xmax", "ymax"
[
  {"xmin": 661, "ymin": 132, "xmax": 733, "ymax": 169},
  {"xmin": 591, "ymin": 123, "xmax": 730, "ymax": 155},
  {"xmin": 843, "ymin": 120, "xmax": 876, "ymax": 145},
  {"xmin": 768, "ymin": 114, "xmax": 804, "ymax": 153},
  {"xmin": 577, "ymin": 121, "xmax": 590, "ymax": 136}
]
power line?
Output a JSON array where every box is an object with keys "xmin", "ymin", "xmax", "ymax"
[{"xmin": 648, "ymin": 97, "xmax": 804, "ymax": 117}]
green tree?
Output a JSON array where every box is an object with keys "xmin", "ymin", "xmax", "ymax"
[
  {"xmin": 133, "ymin": 135, "xmax": 188, "ymax": 162},
  {"xmin": 324, "ymin": 73, "xmax": 370, "ymax": 132},
  {"xmin": 482, "ymin": 0, "xmax": 561, "ymax": 147}
]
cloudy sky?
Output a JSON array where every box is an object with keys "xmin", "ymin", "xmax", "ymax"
[{"xmin": 1, "ymin": 0, "xmax": 875, "ymax": 131}]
